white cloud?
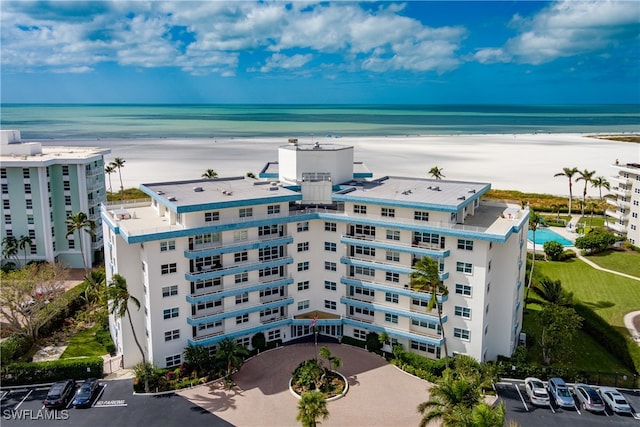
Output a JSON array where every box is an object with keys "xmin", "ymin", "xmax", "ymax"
[
  {"xmin": 475, "ymin": 0, "xmax": 640, "ymax": 65},
  {"xmin": 260, "ymin": 53, "xmax": 313, "ymax": 72}
]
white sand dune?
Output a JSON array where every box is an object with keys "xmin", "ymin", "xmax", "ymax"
[{"xmin": 39, "ymin": 133, "xmax": 639, "ymax": 196}]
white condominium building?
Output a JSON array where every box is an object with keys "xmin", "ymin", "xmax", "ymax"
[
  {"xmin": 0, "ymin": 130, "xmax": 110, "ymax": 269},
  {"xmin": 606, "ymin": 162, "xmax": 640, "ymax": 245},
  {"xmin": 102, "ymin": 140, "xmax": 527, "ymax": 368}
]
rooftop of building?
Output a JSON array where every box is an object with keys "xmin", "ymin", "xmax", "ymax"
[
  {"xmin": 0, "ymin": 130, "xmax": 110, "ymax": 164},
  {"xmin": 280, "ymin": 141, "xmax": 352, "ymax": 151}
]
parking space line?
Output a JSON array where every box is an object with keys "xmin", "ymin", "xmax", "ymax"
[
  {"xmin": 0, "ymin": 391, "xmax": 9, "ymax": 400},
  {"xmin": 574, "ymin": 403, "xmax": 581, "ymax": 415},
  {"xmin": 92, "ymin": 383, "xmax": 108, "ymax": 407},
  {"xmin": 14, "ymin": 390, "xmax": 32, "ymax": 410},
  {"xmin": 549, "ymin": 402, "xmax": 556, "ymax": 414},
  {"xmin": 514, "ymin": 384, "xmax": 529, "ymax": 412}
]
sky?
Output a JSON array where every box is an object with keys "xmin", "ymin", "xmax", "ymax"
[{"xmin": 1, "ymin": 1, "xmax": 639, "ymax": 104}]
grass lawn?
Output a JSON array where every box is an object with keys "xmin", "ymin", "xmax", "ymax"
[
  {"xmin": 534, "ymin": 257, "xmax": 640, "ymax": 331},
  {"xmin": 61, "ymin": 324, "xmax": 109, "ymax": 358},
  {"xmin": 584, "ymin": 249, "xmax": 640, "ymax": 278}
]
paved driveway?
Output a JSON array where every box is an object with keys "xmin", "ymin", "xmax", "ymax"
[{"xmin": 179, "ymin": 343, "xmax": 431, "ymax": 427}]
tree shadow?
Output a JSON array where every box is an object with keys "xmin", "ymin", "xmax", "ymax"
[
  {"xmin": 347, "ymin": 374, "xmax": 360, "ymax": 387},
  {"xmin": 583, "ymin": 301, "xmax": 615, "ymax": 309},
  {"xmin": 184, "ymin": 382, "xmax": 243, "ymax": 413}
]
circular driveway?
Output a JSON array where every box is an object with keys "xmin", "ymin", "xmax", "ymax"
[{"xmin": 179, "ymin": 343, "xmax": 431, "ymax": 426}]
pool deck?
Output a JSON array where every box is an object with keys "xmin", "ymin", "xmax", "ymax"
[{"xmin": 527, "ymin": 215, "xmax": 580, "ymax": 253}]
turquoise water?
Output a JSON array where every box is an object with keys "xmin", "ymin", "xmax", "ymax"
[
  {"xmin": 1, "ymin": 104, "xmax": 638, "ymax": 139},
  {"xmin": 528, "ymin": 228, "xmax": 573, "ymax": 246}
]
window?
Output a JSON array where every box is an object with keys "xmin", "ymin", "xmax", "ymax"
[
  {"xmin": 456, "ymin": 262, "xmax": 473, "ymax": 274},
  {"xmin": 164, "ymin": 329, "xmax": 180, "ymax": 341},
  {"xmin": 198, "ymin": 320, "xmax": 223, "ymax": 332},
  {"xmin": 259, "ymin": 246, "xmax": 280, "ymax": 261},
  {"xmin": 412, "ymin": 298, "xmax": 429, "ymax": 308},
  {"xmin": 297, "ymin": 221, "xmax": 309, "ymax": 232},
  {"xmin": 385, "ymin": 272, "xmax": 400, "ymax": 283},
  {"xmin": 386, "ymin": 251, "xmax": 400, "ymax": 262},
  {"xmin": 1, "ymin": 183, "xmax": 7, "ymax": 194},
  {"xmin": 354, "ymin": 245, "xmax": 375, "ymax": 256},
  {"xmin": 455, "ymin": 306, "xmax": 471, "ymax": 319},
  {"xmin": 410, "ymin": 340, "xmax": 439, "ymax": 355},
  {"xmin": 385, "ymin": 292, "xmax": 399, "ymax": 303},
  {"xmin": 324, "ymin": 222, "xmax": 337, "ymax": 232},
  {"xmin": 68, "ymin": 239, "xmax": 75, "ymax": 249},
  {"xmin": 204, "ymin": 211, "xmax": 219, "ymax": 222},
  {"xmin": 454, "ymin": 328, "xmax": 470, "ymax": 341},
  {"xmin": 234, "ymin": 251, "xmax": 248, "ymax": 262},
  {"xmin": 64, "ymin": 195, "xmax": 71, "ymax": 205},
  {"xmin": 162, "ymin": 285, "xmax": 178, "ymax": 297},
  {"xmin": 455, "ymin": 284, "xmax": 472, "ymax": 296},
  {"xmin": 235, "ymin": 272, "xmax": 248, "ymax": 283},
  {"xmin": 297, "ymin": 281, "xmax": 310, "ymax": 291},
  {"xmin": 235, "ymin": 292, "xmax": 249, "ymax": 304},
  {"xmin": 354, "ymin": 224, "xmax": 375, "ymax": 237},
  {"xmin": 353, "ymin": 204, "xmax": 367, "ymax": 214},
  {"xmin": 233, "ymin": 230, "xmax": 248, "ymax": 241},
  {"xmin": 196, "ymin": 300, "xmax": 222, "ymax": 311},
  {"xmin": 324, "ymin": 281, "xmax": 337, "ymax": 291},
  {"xmin": 160, "ymin": 240, "xmax": 176, "ymax": 252},
  {"xmin": 259, "ymin": 266, "xmax": 280, "ymax": 278},
  {"xmin": 353, "ymin": 287, "xmax": 375, "ymax": 297},
  {"xmin": 381, "ymin": 207, "xmax": 395, "ymax": 217},
  {"xmin": 324, "ymin": 300, "xmax": 337, "ymax": 310},
  {"xmin": 414, "ymin": 211, "xmax": 429, "ymax": 221},
  {"xmin": 236, "ymin": 314, "xmax": 249, "ymax": 324},
  {"xmin": 161, "ymin": 263, "xmax": 177, "ymax": 274},
  {"xmin": 414, "ymin": 232, "xmax": 440, "ymax": 245},
  {"xmin": 236, "ymin": 337, "xmax": 250, "ymax": 347},
  {"xmin": 63, "ymin": 181, "xmax": 71, "ymax": 191},
  {"xmin": 3, "ymin": 199, "xmax": 9, "ymax": 209},
  {"xmin": 239, "ymin": 207, "xmax": 253, "ymax": 218},
  {"xmin": 324, "ymin": 261, "xmax": 337, "ymax": 271},
  {"xmin": 268, "ymin": 330, "xmax": 281, "ymax": 341},
  {"xmin": 165, "ymin": 354, "xmax": 181, "ymax": 368},
  {"xmin": 267, "ymin": 205, "xmax": 280, "ymax": 215},
  {"xmin": 457, "ymin": 239, "xmax": 473, "ymax": 251},
  {"xmin": 62, "ymin": 165, "xmax": 69, "ymax": 175},
  {"xmin": 324, "ymin": 242, "xmax": 336, "ymax": 252},
  {"xmin": 259, "ymin": 287, "xmax": 281, "ymax": 298},
  {"xmin": 297, "ymin": 262, "xmax": 309, "ymax": 272},
  {"xmin": 298, "ymin": 300, "xmax": 310, "ymax": 310},
  {"xmin": 163, "ymin": 307, "xmax": 179, "ymax": 319},
  {"xmin": 258, "ymin": 225, "xmax": 280, "ymax": 236},
  {"xmin": 386, "ymin": 230, "xmax": 400, "ymax": 241},
  {"xmin": 24, "ymin": 183, "xmax": 32, "ymax": 194},
  {"xmin": 385, "ymin": 313, "xmax": 398, "ymax": 324},
  {"xmin": 297, "ymin": 242, "xmax": 309, "ymax": 252},
  {"xmin": 22, "ymin": 168, "xmax": 30, "ymax": 179},
  {"xmin": 353, "ymin": 329, "xmax": 367, "ymax": 340}
]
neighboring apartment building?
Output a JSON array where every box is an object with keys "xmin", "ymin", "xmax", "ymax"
[
  {"xmin": 605, "ymin": 162, "xmax": 640, "ymax": 246},
  {"xmin": 0, "ymin": 130, "xmax": 110, "ymax": 269},
  {"xmin": 102, "ymin": 140, "xmax": 527, "ymax": 368}
]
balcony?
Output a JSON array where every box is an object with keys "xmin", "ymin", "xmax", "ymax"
[
  {"xmin": 191, "ymin": 329, "xmax": 225, "ymax": 342},
  {"xmin": 345, "ymin": 314, "xmax": 374, "ymax": 324},
  {"xmin": 605, "ymin": 220, "xmax": 627, "ymax": 234},
  {"xmin": 260, "ymin": 315, "xmax": 288, "ymax": 325},
  {"xmin": 605, "ymin": 209, "xmax": 628, "ymax": 222},
  {"xmin": 187, "ymin": 275, "xmax": 292, "ymax": 304},
  {"xmin": 611, "ymin": 186, "xmax": 632, "ymax": 197},
  {"xmin": 191, "ymin": 306, "xmax": 225, "ymax": 319},
  {"xmin": 409, "ymin": 325, "xmax": 441, "ymax": 340}
]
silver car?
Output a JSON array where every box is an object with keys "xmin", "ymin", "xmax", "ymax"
[
  {"xmin": 599, "ymin": 387, "xmax": 633, "ymax": 414},
  {"xmin": 574, "ymin": 383, "xmax": 605, "ymax": 412},
  {"xmin": 547, "ymin": 377, "xmax": 575, "ymax": 409}
]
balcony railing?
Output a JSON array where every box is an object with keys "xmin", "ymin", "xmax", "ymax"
[{"xmin": 191, "ymin": 329, "xmax": 225, "ymax": 342}]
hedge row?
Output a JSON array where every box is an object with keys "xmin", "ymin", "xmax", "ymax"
[
  {"xmin": 0, "ymin": 335, "xmax": 33, "ymax": 365},
  {"xmin": 391, "ymin": 348, "xmax": 447, "ymax": 382},
  {"xmin": 573, "ymin": 302, "xmax": 638, "ymax": 373},
  {"xmin": 340, "ymin": 336, "xmax": 366, "ymax": 349},
  {"xmin": 2, "ymin": 357, "xmax": 104, "ymax": 386}
]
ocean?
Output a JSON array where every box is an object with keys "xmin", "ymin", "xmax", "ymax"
[{"xmin": 1, "ymin": 104, "xmax": 639, "ymax": 140}]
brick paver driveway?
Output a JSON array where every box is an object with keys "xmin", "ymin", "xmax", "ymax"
[{"xmin": 179, "ymin": 343, "xmax": 431, "ymax": 426}]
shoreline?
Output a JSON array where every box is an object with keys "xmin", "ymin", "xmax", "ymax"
[{"xmin": 32, "ymin": 132, "xmax": 640, "ymax": 197}]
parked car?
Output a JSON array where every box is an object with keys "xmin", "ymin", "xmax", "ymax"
[
  {"xmin": 599, "ymin": 387, "xmax": 633, "ymax": 414},
  {"xmin": 547, "ymin": 377, "xmax": 575, "ymax": 408},
  {"xmin": 72, "ymin": 378, "xmax": 100, "ymax": 408},
  {"xmin": 524, "ymin": 377, "xmax": 550, "ymax": 407},
  {"xmin": 43, "ymin": 380, "xmax": 76, "ymax": 409},
  {"xmin": 574, "ymin": 383, "xmax": 605, "ymax": 412}
]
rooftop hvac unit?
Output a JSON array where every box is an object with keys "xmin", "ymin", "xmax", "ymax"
[
  {"xmin": 193, "ymin": 187, "xmax": 204, "ymax": 192},
  {"xmin": 168, "ymin": 196, "xmax": 177, "ymax": 202}
]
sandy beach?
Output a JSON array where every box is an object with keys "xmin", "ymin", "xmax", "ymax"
[{"xmin": 38, "ymin": 133, "xmax": 639, "ymax": 196}]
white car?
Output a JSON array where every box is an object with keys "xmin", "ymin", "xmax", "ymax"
[
  {"xmin": 524, "ymin": 377, "xmax": 550, "ymax": 406},
  {"xmin": 598, "ymin": 387, "xmax": 633, "ymax": 414}
]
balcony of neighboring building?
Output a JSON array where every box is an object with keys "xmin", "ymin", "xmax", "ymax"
[
  {"xmin": 340, "ymin": 234, "xmax": 450, "ymax": 258},
  {"xmin": 184, "ymin": 233, "xmax": 292, "ymax": 258},
  {"xmin": 187, "ymin": 275, "xmax": 292, "ymax": 304},
  {"xmin": 185, "ymin": 256, "xmax": 293, "ymax": 281},
  {"xmin": 609, "ymin": 175, "xmax": 633, "ymax": 186},
  {"xmin": 610, "ymin": 186, "xmax": 632, "ymax": 198},
  {"xmin": 605, "ymin": 219, "xmax": 627, "ymax": 234},
  {"xmin": 186, "ymin": 297, "xmax": 294, "ymax": 327},
  {"xmin": 605, "ymin": 209, "xmax": 629, "ymax": 222}
]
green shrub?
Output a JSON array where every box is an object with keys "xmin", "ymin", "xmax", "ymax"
[
  {"xmin": 365, "ymin": 332, "xmax": 382, "ymax": 353},
  {"xmin": 2, "ymin": 357, "xmax": 103, "ymax": 386},
  {"xmin": 0, "ymin": 334, "xmax": 34, "ymax": 364},
  {"xmin": 38, "ymin": 282, "xmax": 87, "ymax": 338},
  {"xmin": 251, "ymin": 332, "xmax": 266, "ymax": 351},
  {"xmin": 340, "ymin": 336, "xmax": 366, "ymax": 349},
  {"xmin": 391, "ymin": 347, "xmax": 447, "ymax": 381}
]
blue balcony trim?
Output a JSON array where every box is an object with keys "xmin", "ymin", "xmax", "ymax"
[
  {"xmin": 353, "ymin": 172, "xmax": 373, "ymax": 178},
  {"xmin": 187, "ymin": 297, "xmax": 294, "ymax": 326},
  {"xmin": 340, "ymin": 236, "xmax": 450, "ymax": 258},
  {"xmin": 186, "ymin": 278, "xmax": 294, "ymax": 303},
  {"xmin": 188, "ymin": 318, "xmax": 292, "ymax": 347},
  {"xmin": 291, "ymin": 318, "xmax": 344, "ymax": 326},
  {"xmin": 340, "ymin": 257, "xmax": 413, "ymax": 275},
  {"xmin": 184, "ymin": 257, "xmax": 293, "ymax": 281},
  {"xmin": 342, "ymin": 318, "xmax": 443, "ymax": 346},
  {"xmin": 340, "ymin": 297, "xmax": 445, "ymax": 323},
  {"xmin": 184, "ymin": 236, "xmax": 293, "ymax": 259},
  {"xmin": 340, "ymin": 277, "xmax": 448, "ymax": 303}
]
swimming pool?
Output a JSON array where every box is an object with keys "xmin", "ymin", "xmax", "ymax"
[{"xmin": 528, "ymin": 228, "xmax": 573, "ymax": 246}]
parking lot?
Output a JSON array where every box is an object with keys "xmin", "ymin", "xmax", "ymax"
[
  {"xmin": 0, "ymin": 379, "xmax": 232, "ymax": 427},
  {"xmin": 498, "ymin": 379, "xmax": 640, "ymax": 426}
]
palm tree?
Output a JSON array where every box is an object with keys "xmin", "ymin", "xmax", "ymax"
[
  {"xmin": 202, "ymin": 169, "xmax": 218, "ymax": 179},
  {"xmin": 1, "ymin": 235, "xmax": 20, "ymax": 267},
  {"xmin": 536, "ymin": 276, "xmax": 573, "ymax": 306},
  {"xmin": 65, "ymin": 211, "xmax": 96, "ymax": 273},
  {"xmin": 409, "ymin": 257, "xmax": 449, "ymax": 369},
  {"xmin": 525, "ymin": 210, "xmax": 542, "ymax": 311},
  {"xmin": 17, "ymin": 235, "xmax": 32, "ymax": 266},
  {"xmin": 428, "ymin": 166, "xmax": 445, "ymax": 180},
  {"xmin": 110, "ymin": 157, "xmax": 126, "ymax": 199},
  {"xmin": 553, "ymin": 167, "xmax": 579, "ymax": 216},
  {"xmin": 104, "ymin": 164, "xmax": 115, "ymax": 194},
  {"xmin": 107, "ymin": 274, "xmax": 148, "ymax": 391},
  {"xmin": 296, "ymin": 390, "xmax": 329, "ymax": 427},
  {"xmin": 83, "ymin": 268, "xmax": 106, "ymax": 305},
  {"xmin": 591, "ymin": 176, "xmax": 610, "ymax": 202},
  {"xmin": 417, "ymin": 372, "xmax": 481, "ymax": 427},
  {"xmin": 215, "ymin": 337, "xmax": 249, "ymax": 377},
  {"xmin": 576, "ymin": 169, "xmax": 596, "ymax": 216},
  {"xmin": 469, "ymin": 402, "xmax": 506, "ymax": 427}
]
